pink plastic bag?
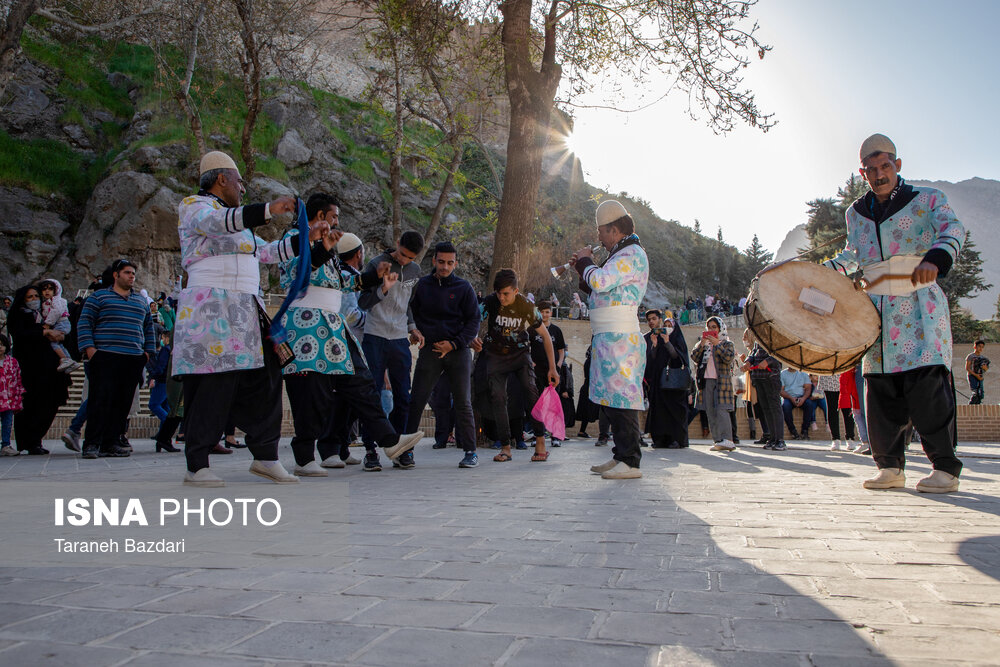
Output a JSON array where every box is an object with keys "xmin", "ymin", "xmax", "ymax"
[{"xmin": 531, "ymin": 385, "xmax": 566, "ymax": 441}]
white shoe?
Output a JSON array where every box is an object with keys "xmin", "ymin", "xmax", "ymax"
[
  {"xmin": 829, "ymin": 440, "xmax": 842, "ymax": 451},
  {"xmin": 183, "ymin": 468, "xmax": 225, "ymax": 487},
  {"xmin": 863, "ymin": 467, "xmax": 905, "ymax": 490},
  {"xmin": 0, "ymin": 445, "xmax": 19, "ymax": 456},
  {"xmin": 343, "ymin": 455, "xmax": 362, "ymax": 465},
  {"xmin": 590, "ymin": 458, "xmax": 617, "ymax": 474},
  {"xmin": 915, "ymin": 470, "xmax": 960, "ymax": 494},
  {"xmin": 294, "ymin": 461, "xmax": 329, "ymax": 477},
  {"xmin": 851, "ymin": 441, "xmax": 865, "ymax": 453},
  {"xmin": 601, "ymin": 461, "xmax": 642, "ymax": 479},
  {"xmin": 710, "ymin": 440, "xmax": 736, "ymax": 452},
  {"xmin": 319, "ymin": 456, "xmax": 346, "ymax": 468},
  {"xmin": 61, "ymin": 430, "xmax": 82, "ymax": 452},
  {"xmin": 384, "ymin": 432, "xmax": 422, "ymax": 460},
  {"xmin": 249, "ymin": 460, "xmax": 299, "ymax": 484},
  {"xmin": 57, "ymin": 358, "xmax": 75, "ymax": 372}
]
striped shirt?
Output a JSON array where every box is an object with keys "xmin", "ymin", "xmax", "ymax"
[{"xmin": 77, "ymin": 288, "xmax": 155, "ymax": 356}]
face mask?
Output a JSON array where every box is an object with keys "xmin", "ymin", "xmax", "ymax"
[{"xmin": 25, "ymin": 300, "xmax": 41, "ymax": 311}]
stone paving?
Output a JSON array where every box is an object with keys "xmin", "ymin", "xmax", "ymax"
[{"xmin": 0, "ymin": 436, "xmax": 999, "ymax": 666}]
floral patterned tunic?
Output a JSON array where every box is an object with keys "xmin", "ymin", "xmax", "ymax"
[
  {"xmin": 580, "ymin": 241, "xmax": 649, "ymax": 410},
  {"xmin": 172, "ymin": 194, "xmax": 297, "ymax": 375},
  {"xmin": 0, "ymin": 355, "xmax": 24, "ymax": 412},
  {"xmin": 277, "ymin": 235, "xmax": 372, "ymax": 376},
  {"xmin": 824, "ymin": 185, "xmax": 965, "ymax": 375}
]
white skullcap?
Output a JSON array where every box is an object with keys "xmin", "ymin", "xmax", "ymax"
[
  {"xmin": 199, "ymin": 151, "xmax": 239, "ymax": 175},
  {"xmin": 859, "ymin": 133, "xmax": 896, "ymax": 162},
  {"xmin": 596, "ymin": 199, "xmax": 629, "ymax": 227},
  {"xmin": 336, "ymin": 232, "xmax": 363, "ymax": 255}
]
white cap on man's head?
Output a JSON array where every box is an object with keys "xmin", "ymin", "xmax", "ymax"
[
  {"xmin": 200, "ymin": 151, "xmax": 239, "ymax": 175},
  {"xmin": 596, "ymin": 199, "xmax": 629, "ymax": 227},
  {"xmin": 859, "ymin": 133, "xmax": 896, "ymax": 162},
  {"xmin": 336, "ymin": 233, "xmax": 363, "ymax": 255}
]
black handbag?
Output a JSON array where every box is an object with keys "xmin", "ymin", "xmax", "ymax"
[{"xmin": 660, "ymin": 363, "xmax": 691, "ymax": 391}]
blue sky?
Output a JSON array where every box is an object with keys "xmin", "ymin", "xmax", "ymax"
[{"xmin": 565, "ymin": 0, "xmax": 1000, "ymax": 254}]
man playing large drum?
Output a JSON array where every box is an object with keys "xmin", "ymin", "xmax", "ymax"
[
  {"xmin": 572, "ymin": 200, "xmax": 649, "ymax": 479},
  {"xmin": 825, "ymin": 134, "xmax": 964, "ymax": 493}
]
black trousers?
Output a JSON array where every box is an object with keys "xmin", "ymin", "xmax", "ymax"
[
  {"xmin": 406, "ymin": 347, "xmax": 476, "ymax": 452},
  {"xmin": 865, "ymin": 365, "xmax": 961, "ymax": 476},
  {"xmin": 317, "ymin": 398, "xmax": 355, "ymax": 461},
  {"xmin": 285, "ymin": 338, "xmax": 395, "ymax": 465},
  {"xmin": 823, "ymin": 390, "xmax": 856, "ymax": 441},
  {"xmin": 752, "ymin": 374, "xmax": 784, "ymax": 444},
  {"xmin": 84, "ymin": 351, "xmax": 145, "ymax": 452},
  {"xmin": 182, "ymin": 364, "xmax": 283, "ymax": 472},
  {"xmin": 486, "ymin": 351, "xmax": 543, "ymax": 446},
  {"xmin": 606, "ymin": 406, "xmax": 642, "ymax": 468},
  {"xmin": 155, "ymin": 416, "xmax": 182, "ymax": 445}
]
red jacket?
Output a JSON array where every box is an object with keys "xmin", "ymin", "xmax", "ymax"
[
  {"xmin": 838, "ymin": 368, "xmax": 860, "ymax": 410},
  {"xmin": 0, "ymin": 355, "xmax": 25, "ymax": 412}
]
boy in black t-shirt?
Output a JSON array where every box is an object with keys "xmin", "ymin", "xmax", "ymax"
[
  {"xmin": 966, "ymin": 340, "xmax": 990, "ymax": 405},
  {"xmin": 477, "ymin": 269, "xmax": 558, "ymax": 462},
  {"xmin": 530, "ymin": 301, "xmax": 567, "ymax": 445}
]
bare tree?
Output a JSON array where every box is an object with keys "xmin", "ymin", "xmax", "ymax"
[
  {"xmin": 489, "ymin": 0, "xmax": 774, "ymax": 284},
  {"xmin": 1, "ymin": 0, "xmax": 43, "ymax": 101}
]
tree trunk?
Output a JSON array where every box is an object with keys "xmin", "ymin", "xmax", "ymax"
[
  {"xmin": 389, "ymin": 46, "xmax": 403, "ymax": 243},
  {"xmin": 234, "ymin": 0, "xmax": 261, "ymax": 179},
  {"xmin": 176, "ymin": 0, "xmax": 208, "ymax": 157},
  {"xmin": 416, "ymin": 136, "xmax": 462, "ymax": 262},
  {"xmin": 491, "ymin": 0, "xmax": 561, "ymax": 286},
  {"xmin": 0, "ymin": 0, "xmax": 43, "ymax": 101}
]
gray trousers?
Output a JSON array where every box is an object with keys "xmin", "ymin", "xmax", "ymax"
[{"xmin": 702, "ymin": 378, "xmax": 733, "ymax": 442}]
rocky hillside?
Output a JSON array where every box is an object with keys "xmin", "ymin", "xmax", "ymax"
[{"xmin": 0, "ymin": 24, "xmax": 747, "ymax": 307}]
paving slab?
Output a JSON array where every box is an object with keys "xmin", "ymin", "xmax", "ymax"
[{"xmin": 0, "ymin": 436, "xmax": 997, "ymax": 665}]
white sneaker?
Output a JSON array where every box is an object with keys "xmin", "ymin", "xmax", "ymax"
[
  {"xmin": 829, "ymin": 440, "xmax": 842, "ymax": 451},
  {"xmin": 343, "ymin": 455, "xmax": 362, "ymax": 465},
  {"xmin": 183, "ymin": 468, "xmax": 225, "ymax": 487},
  {"xmin": 915, "ymin": 470, "xmax": 960, "ymax": 494},
  {"xmin": 61, "ymin": 430, "xmax": 82, "ymax": 452},
  {"xmin": 710, "ymin": 440, "xmax": 736, "ymax": 452},
  {"xmin": 294, "ymin": 461, "xmax": 329, "ymax": 477},
  {"xmin": 384, "ymin": 432, "xmax": 422, "ymax": 460},
  {"xmin": 319, "ymin": 456, "xmax": 346, "ymax": 468},
  {"xmin": 851, "ymin": 441, "xmax": 866, "ymax": 453},
  {"xmin": 249, "ymin": 460, "xmax": 299, "ymax": 484},
  {"xmin": 1, "ymin": 445, "xmax": 19, "ymax": 456},
  {"xmin": 810, "ymin": 422, "xmax": 819, "ymax": 432},
  {"xmin": 601, "ymin": 461, "xmax": 642, "ymax": 479},
  {"xmin": 57, "ymin": 358, "xmax": 75, "ymax": 372},
  {"xmin": 863, "ymin": 467, "xmax": 905, "ymax": 490},
  {"xmin": 590, "ymin": 458, "xmax": 617, "ymax": 474}
]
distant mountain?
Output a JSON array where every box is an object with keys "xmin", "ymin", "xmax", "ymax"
[
  {"xmin": 775, "ymin": 223, "xmax": 808, "ymax": 262},
  {"xmin": 774, "ymin": 177, "xmax": 998, "ymax": 318},
  {"xmin": 910, "ymin": 177, "xmax": 999, "ymax": 319}
]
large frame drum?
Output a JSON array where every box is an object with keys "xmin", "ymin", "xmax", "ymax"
[{"xmin": 744, "ymin": 261, "xmax": 880, "ymax": 374}]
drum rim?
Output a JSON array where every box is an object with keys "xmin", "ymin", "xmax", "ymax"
[{"xmin": 745, "ymin": 265, "xmax": 880, "ymax": 374}]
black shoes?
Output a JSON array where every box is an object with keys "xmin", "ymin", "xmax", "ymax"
[
  {"xmin": 754, "ymin": 437, "xmax": 769, "ymax": 444},
  {"xmin": 156, "ymin": 441, "xmax": 181, "ymax": 453},
  {"xmin": 99, "ymin": 446, "xmax": 131, "ymax": 457},
  {"xmin": 432, "ymin": 442, "xmax": 447, "ymax": 449},
  {"xmin": 393, "ymin": 451, "xmax": 415, "ymax": 469},
  {"xmin": 363, "ymin": 452, "xmax": 382, "ymax": 472}
]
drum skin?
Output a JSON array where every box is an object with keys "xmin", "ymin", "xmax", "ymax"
[{"xmin": 744, "ymin": 261, "xmax": 880, "ymax": 374}]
